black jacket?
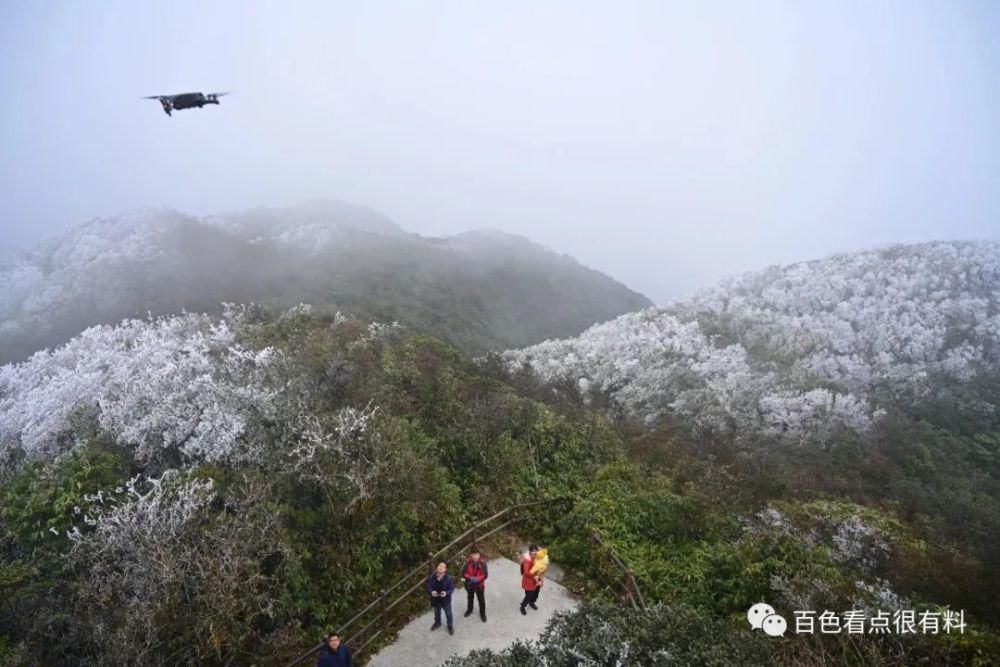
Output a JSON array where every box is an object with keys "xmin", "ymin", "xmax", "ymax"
[
  {"xmin": 316, "ymin": 644, "xmax": 352, "ymax": 667},
  {"xmin": 426, "ymin": 572, "xmax": 455, "ymax": 606}
]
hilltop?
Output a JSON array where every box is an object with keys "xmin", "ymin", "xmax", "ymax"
[{"xmin": 0, "ymin": 200, "xmax": 651, "ymax": 363}]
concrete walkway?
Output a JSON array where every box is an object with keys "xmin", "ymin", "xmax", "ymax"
[{"xmin": 367, "ymin": 557, "xmax": 578, "ymax": 666}]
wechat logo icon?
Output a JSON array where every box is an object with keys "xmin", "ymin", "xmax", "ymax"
[{"xmin": 747, "ymin": 602, "xmax": 787, "ymax": 636}]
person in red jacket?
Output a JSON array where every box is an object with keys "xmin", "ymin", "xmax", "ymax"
[
  {"xmin": 461, "ymin": 547, "xmax": 489, "ymax": 622},
  {"xmin": 520, "ymin": 544, "xmax": 542, "ymax": 615}
]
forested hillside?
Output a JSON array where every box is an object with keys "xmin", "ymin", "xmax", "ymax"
[
  {"xmin": 0, "ymin": 200, "xmax": 651, "ymax": 364},
  {"xmin": 493, "ymin": 240, "xmax": 1000, "ymax": 664},
  {"xmin": 506, "ymin": 240, "xmax": 1000, "ymax": 442},
  {"xmin": 2, "ymin": 240, "xmax": 999, "ymax": 665},
  {"xmin": 0, "ymin": 306, "xmax": 623, "ymax": 664}
]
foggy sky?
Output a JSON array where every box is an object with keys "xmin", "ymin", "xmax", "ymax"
[{"xmin": 2, "ymin": 0, "xmax": 999, "ymax": 303}]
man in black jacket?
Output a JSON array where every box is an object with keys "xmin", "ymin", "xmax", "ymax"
[{"xmin": 316, "ymin": 633, "xmax": 352, "ymax": 667}]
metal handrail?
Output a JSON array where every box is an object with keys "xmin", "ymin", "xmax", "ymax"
[
  {"xmin": 589, "ymin": 528, "xmax": 647, "ymax": 611},
  {"xmin": 285, "ymin": 496, "xmax": 570, "ymax": 666}
]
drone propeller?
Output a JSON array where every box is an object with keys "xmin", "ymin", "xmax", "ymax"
[
  {"xmin": 142, "ymin": 95, "xmax": 169, "ymax": 100},
  {"xmin": 207, "ymin": 91, "xmax": 231, "ymax": 99}
]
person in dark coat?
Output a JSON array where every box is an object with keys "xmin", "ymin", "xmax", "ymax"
[
  {"xmin": 462, "ymin": 547, "xmax": 489, "ymax": 622},
  {"xmin": 520, "ymin": 544, "xmax": 542, "ymax": 615},
  {"xmin": 426, "ymin": 561, "xmax": 455, "ymax": 635},
  {"xmin": 316, "ymin": 633, "xmax": 352, "ymax": 667}
]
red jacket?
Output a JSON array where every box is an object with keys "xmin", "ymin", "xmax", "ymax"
[
  {"xmin": 462, "ymin": 558, "xmax": 489, "ymax": 590},
  {"xmin": 521, "ymin": 554, "xmax": 539, "ymax": 591}
]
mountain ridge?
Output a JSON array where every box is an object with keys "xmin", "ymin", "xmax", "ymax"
[{"xmin": 0, "ymin": 201, "xmax": 652, "ymax": 363}]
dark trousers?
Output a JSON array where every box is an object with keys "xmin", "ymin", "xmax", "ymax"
[
  {"xmin": 520, "ymin": 587, "xmax": 540, "ymax": 608},
  {"xmin": 466, "ymin": 587, "xmax": 486, "ymax": 615},
  {"xmin": 433, "ymin": 598, "xmax": 454, "ymax": 628}
]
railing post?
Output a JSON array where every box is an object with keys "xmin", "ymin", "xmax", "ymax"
[
  {"xmin": 626, "ymin": 569, "xmax": 645, "ymax": 610},
  {"xmin": 588, "ymin": 528, "xmax": 596, "ymax": 583},
  {"xmin": 378, "ymin": 587, "xmax": 388, "ymax": 638}
]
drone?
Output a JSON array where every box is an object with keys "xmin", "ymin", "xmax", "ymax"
[{"xmin": 142, "ymin": 91, "xmax": 230, "ymax": 116}]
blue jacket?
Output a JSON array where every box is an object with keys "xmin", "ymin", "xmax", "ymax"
[
  {"xmin": 426, "ymin": 572, "xmax": 455, "ymax": 606},
  {"xmin": 316, "ymin": 644, "xmax": 352, "ymax": 667}
]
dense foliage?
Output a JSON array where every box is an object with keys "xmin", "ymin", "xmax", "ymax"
[
  {"xmin": 488, "ymin": 240, "xmax": 1000, "ymax": 665},
  {"xmin": 449, "ymin": 448, "xmax": 999, "ymax": 665},
  {"xmin": 445, "ymin": 601, "xmax": 772, "ymax": 666},
  {"xmin": 448, "ymin": 598, "xmax": 996, "ymax": 666},
  {"xmin": 0, "ymin": 308, "xmax": 620, "ymax": 664},
  {"xmin": 3, "ymin": 239, "xmax": 999, "ymax": 665}
]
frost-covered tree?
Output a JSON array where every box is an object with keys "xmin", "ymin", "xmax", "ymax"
[
  {"xmin": 0, "ymin": 305, "xmax": 280, "ymax": 464},
  {"xmin": 63, "ymin": 470, "xmax": 295, "ymax": 664},
  {"xmin": 505, "ymin": 240, "xmax": 1000, "ymax": 444},
  {"xmin": 286, "ymin": 402, "xmax": 385, "ymax": 508},
  {"xmin": 744, "ymin": 501, "xmax": 906, "ymax": 614}
]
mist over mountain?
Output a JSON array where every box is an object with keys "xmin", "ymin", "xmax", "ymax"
[
  {"xmin": 0, "ymin": 200, "xmax": 651, "ymax": 363},
  {"xmin": 505, "ymin": 240, "xmax": 1000, "ymax": 443}
]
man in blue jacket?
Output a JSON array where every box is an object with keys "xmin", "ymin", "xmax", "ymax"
[
  {"xmin": 426, "ymin": 561, "xmax": 455, "ymax": 635},
  {"xmin": 316, "ymin": 633, "xmax": 352, "ymax": 667}
]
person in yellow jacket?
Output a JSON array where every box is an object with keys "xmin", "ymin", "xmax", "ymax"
[{"xmin": 529, "ymin": 547, "xmax": 549, "ymax": 579}]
